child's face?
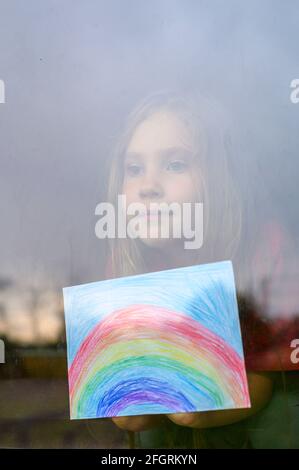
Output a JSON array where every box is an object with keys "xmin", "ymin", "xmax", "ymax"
[{"xmin": 122, "ymin": 110, "xmax": 199, "ymax": 248}]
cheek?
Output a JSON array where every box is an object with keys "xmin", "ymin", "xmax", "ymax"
[
  {"xmin": 166, "ymin": 175, "xmax": 199, "ymax": 203},
  {"xmin": 122, "ymin": 179, "xmax": 139, "ymax": 205}
]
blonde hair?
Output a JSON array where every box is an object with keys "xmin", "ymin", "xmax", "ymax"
[{"xmin": 107, "ymin": 89, "xmax": 242, "ymax": 278}]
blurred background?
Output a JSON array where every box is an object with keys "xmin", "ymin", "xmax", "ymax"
[{"xmin": 0, "ymin": 0, "xmax": 298, "ymax": 448}]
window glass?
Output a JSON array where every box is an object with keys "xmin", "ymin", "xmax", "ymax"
[{"xmin": 0, "ymin": 0, "xmax": 298, "ymax": 449}]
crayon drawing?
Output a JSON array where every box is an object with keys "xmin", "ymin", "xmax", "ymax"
[{"xmin": 63, "ymin": 260, "xmax": 251, "ymax": 419}]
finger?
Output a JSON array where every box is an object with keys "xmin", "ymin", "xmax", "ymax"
[
  {"xmin": 167, "ymin": 412, "xmax": 205, "ymax": 428},
  {"xmin": 112, "ymin": 414, "xmax": 162, "ymax": 432},
  {"xmin": 111, "ymin": 416, "xmax": 142, "ymax": 431}
]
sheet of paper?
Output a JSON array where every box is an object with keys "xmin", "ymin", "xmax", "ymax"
[{"xmin": 63, "ymin": 260, "xmax": 251, "ymax": 419}]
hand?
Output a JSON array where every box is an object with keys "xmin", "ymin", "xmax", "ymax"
[
  {"xmin": 112, "ymin": 373, "xmax": 273, "ymax": 431},
  {"xmin": 167, "ymin": 372, "xmax": 273, "ymax": 429},
  {"xmin": 112, "ymin": 413, "xmax": 166, "ymax": 432},
  {"xmin": 166, "ymin": 409, "xmax": 248, "ymax": 428},
  {"xmin": 167, "ymin": 411, "xmax": 208, "ymax": 428}
]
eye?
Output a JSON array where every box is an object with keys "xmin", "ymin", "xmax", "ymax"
[
  {"xmin": 166, "ymin": 160, "xmax": 188, "ymax": 173},
  {"xmin": 125, "ymin": 163, "xmax": 143, "ymax": 177}
]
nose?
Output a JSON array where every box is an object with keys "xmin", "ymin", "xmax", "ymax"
[{"xmin": 139, "ymin": 171, "xmax": 164, "ymax": 200}]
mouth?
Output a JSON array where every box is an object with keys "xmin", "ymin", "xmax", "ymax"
[
  {"xmin": 129, "ymin": 206, "xmax": 176, "ymax": 221},
  {"xmin": 142, "ymin": 209, "xmax": 174, "ymax": 218}
]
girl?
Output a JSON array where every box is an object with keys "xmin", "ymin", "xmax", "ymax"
[{"xmin": 103, "ymin": 89, "xmax": 295, "ymax": 447}]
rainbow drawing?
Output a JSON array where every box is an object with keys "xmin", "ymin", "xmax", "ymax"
[{"xmin": 63, "ymin": 260, "xmax": 251, "ymax": 419}]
